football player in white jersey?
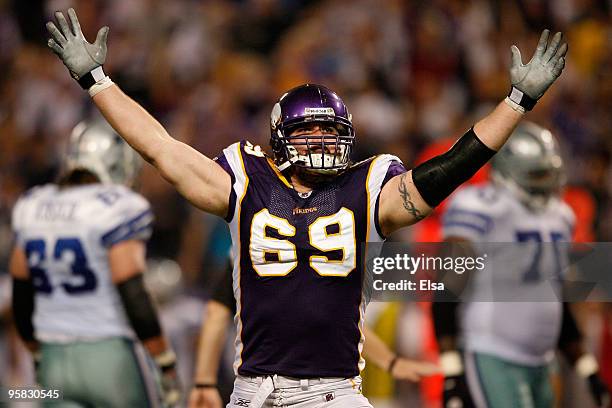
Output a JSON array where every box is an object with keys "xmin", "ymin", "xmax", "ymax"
[
  {"xmin": 433, "ymin": 122, "xmax": 610, "ymax": 407},
  {"xmin": 10, "ymin": 120, "xmax": 181, "ymax": 407},
  {"xmin": 44, "ymin": 8, "xmax": 568, "ymax": 408}
]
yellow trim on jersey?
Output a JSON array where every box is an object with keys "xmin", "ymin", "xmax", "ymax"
[
  {"xmin": 364, "ymin": 155, "xmax": 380, "ymax": 243},
  {"xmin": 235, "ymin": 143, "xmax": 249, "ymax": 372},
  {"xmin": 358, "ymin": 155, "xmax": 380, "ymax": 372},
  {"xmin": 266, "ymin": 157, "xmax": 294, "ymax": 189}
]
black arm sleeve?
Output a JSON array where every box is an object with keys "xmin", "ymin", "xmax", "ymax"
[
  {"xmin": 12, "ymin": 278, "xmax": 36, "ymax": 343},
  {"xmin": 412, "ymin": 128, "xmax": 496, "ymax": 207},
  {"xmin": 211, "ymin": 261, "xmax": 236, "ymax": 315},
  {"xmin": 116, "ymin": 274, "xmax": 163, "ymax": 341}
]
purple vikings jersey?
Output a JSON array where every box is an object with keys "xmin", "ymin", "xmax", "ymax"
[{"xmin": 215, "ymin": 141, "xmax": 405, "ymax": 378}]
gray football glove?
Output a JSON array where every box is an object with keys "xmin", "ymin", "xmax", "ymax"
[
  {"xmin": 507, "ymin": 29, "xmax": 568, "ymax": 110},
  {"xmin": 46, "ymin": 8, "xmax": 108, "ymax": 84}
]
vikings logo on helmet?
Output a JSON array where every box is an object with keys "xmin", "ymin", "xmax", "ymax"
[{"xmin": 269, "ymin": 84, "xmax": 355, "ymax": 174}]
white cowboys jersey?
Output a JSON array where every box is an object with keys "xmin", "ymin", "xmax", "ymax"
[
  {"xmin": 443, "ymin": 184, "xmax": 575, "ymax": 365},
  {"xmin": 12, "ymin": 184, "xmax": 153, "ymax": 341}
]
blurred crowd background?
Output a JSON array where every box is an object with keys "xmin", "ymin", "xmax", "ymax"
[{"xmin": 0, "ymin": 0, "xmax": 610, "ymax": 406}]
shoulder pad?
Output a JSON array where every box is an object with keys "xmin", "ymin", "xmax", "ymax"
[
  {"xmin": 241, "ymin": 140, "xmax": 269, "ymax": 159},
  {"xmin": 350, "ymin": 156, "xmax": 377, "ymax": 170},
  {"xmin": 448, "ymin": 184, "xmax": 507, "ymax": 216},
  {"xmin": 98, "ymin": 187, "xmax": 153, "ymax": 247},
  {"xmin": 12, "ymin": 185, "xmax": 57, "ymax": 233},
  {"xmin": 443, "ymin": 184, "xmax": 506, "ymax": 238}
]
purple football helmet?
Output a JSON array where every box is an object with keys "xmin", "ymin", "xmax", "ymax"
[{"xmin": 270, "ymin": 84, "xmax": 355, "ymax": 174}]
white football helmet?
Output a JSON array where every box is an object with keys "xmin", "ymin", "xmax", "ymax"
[
  {"xmin": 65, "ymin": 119, "xmax": 141, "ymax": 186},
  {"xmin": 491, "ymin": 121, "xmax": 565, "ymax": 210}
]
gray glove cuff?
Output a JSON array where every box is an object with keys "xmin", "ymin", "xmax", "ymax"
[
  {"xmin": 77, "ymin": 66, "xmax": 106, "ymax": 90},
  {"xmin": 507, "ymin": 86, "xmax": 537, "ymax": 111}
]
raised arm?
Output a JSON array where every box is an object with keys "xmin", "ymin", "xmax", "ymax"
[
  {"xmin": 46, "ymin": 9, "xmax": 231, "ymax": 217},
  {"xmin": 379, "ymin": 30, "xmax": 567, "ymax": 235},
  {"xmin": 91, "ymin": 86, "xmax": 231, "ymax": 216}
]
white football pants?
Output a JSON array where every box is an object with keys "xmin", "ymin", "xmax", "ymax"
[{"xmin": 227, "ymin": 375, "xmax": 374, "ymax": 408}]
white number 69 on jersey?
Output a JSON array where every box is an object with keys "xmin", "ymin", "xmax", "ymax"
[{"xmin": 249, "ymin": 208, "xmax": 356, "ymax": 277}]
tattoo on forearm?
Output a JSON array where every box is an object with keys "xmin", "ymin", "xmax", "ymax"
[{"xmin": 398, "ymin": 173, "xmax": 425, "ymax": 221}]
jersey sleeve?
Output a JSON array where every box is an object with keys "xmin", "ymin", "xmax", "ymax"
[
  {"xmin": 100, "ymin": 189, "xmax": 154, "ymax": 248},
  {"xmin": 368, "ymin": 154, "xmax": 407, "ymax": 241},
  {"xmin": 442, "ymin": 186, "xmax": 497, "ymax": 242},
  {"xmin": 213, "ymin": 151, "xmax": 238, "ymax": 222},
  {"xmin": 216, "ymin": 141, "xmax": 248, "ymax": 224}
]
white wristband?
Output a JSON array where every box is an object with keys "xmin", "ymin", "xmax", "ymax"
[
  {"xmin": 440, "ymin": 351, "xmax": 464, "ymax": 376},
  {"xmin": 88, "ymin": 76, "xmax": 114, "ymax": 97},
  {"xmin": 504, "ymin": 96, "xmax": 526, "ymax": 114},
  {"xmin": 576, "ymin": 354, "xmax": 599, "ymax": 378}
]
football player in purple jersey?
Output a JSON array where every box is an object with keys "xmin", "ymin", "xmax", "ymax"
[
  {"xmin": 45, "ymin": 8, "xmax": 567, "ymax": 407},
  {"xmin": 188, "ymin": 263, "xmax": 439, "ymax": 408}
]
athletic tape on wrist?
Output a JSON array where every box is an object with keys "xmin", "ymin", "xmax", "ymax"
[
  {"xmin": 504, "ymin": 97, "xmax": 526, "ymax": 114},
  {"xmin": 88, "ymin": 76, "xmax": 114, "ymax": 97},
  {"xmin": 440, "ymin": 351, "xmax": 463, "ymax": 377},
  {"xmin": 576, "ymin": 354, "xmax": 599, "ymax": 378}
]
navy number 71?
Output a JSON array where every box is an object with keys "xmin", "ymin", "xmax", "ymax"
[{"xmin": 515, "ymin": 230, "xmax": 566, "ymax": 283}]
